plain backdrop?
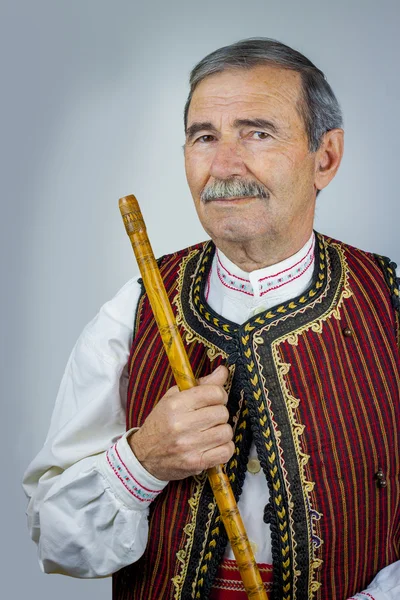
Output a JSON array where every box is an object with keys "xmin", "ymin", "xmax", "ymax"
[{"xmin": 2, "ymin": 0, "xmax": 399, "ymax": 598}]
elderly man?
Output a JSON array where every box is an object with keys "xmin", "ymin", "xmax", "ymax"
[{"xmin": 23, "ymin": 38, "xmax": 400, "ymax": 600}]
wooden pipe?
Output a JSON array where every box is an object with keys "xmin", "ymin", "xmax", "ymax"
[{"xmin": 119, "ymin": 194, "xmax": 268, "ymax": 600}]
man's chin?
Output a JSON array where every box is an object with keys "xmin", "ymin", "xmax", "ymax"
[{"xmin": 204, "ymin": 221, "xmax": 271, "ymax": 246}]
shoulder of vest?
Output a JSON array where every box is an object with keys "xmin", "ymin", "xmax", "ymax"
[
  {"xmin": 319, "ymin": 232, "xmax": 400, "ymax": 314},
  {"xmin": 373, "ymin": 254, "xmax": 400, "ymax": 313},
  {"xmin": 157, "ymin": 240, "xmax": 208, "ymax": 269},
  {"xmin": 320, "ymin": 232, "xmax": 375, "ymax": 258},
  {"xmin": 136, "ymin": 240, "xmax": 209, "ymax": 288}
]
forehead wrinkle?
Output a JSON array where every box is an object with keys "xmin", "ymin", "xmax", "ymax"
[
  {"xmin": 192, "ymin": 71, "xmax": 302, "ymax": 107},
  {"xmin": 189, "ymin": 96, "xmax": 267, "ymax": 117},
  {"xmin": 190, "ymin": 92, "xmax": 302, "ymax": 125},
  {"xmin": 191, "ymin": 90, "xmax": 290, "ymax": 108}
]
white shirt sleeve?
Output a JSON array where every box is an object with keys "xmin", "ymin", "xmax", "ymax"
[
  {"xmin": 349, "ymin": 561, "xmax": 400, "ymax": 599},
  {"xmin": 22, "ymin": 276, "xmax": 168, "ymax": 578}
]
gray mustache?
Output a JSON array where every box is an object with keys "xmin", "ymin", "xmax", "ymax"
[{"xmin": 200, "ymin": 179, "xmax": 269, "ymax": 202}]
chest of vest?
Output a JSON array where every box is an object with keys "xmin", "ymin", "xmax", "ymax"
[{"xmin": 112, "ymin": 234, "xmax": 400, "ymax": 600}]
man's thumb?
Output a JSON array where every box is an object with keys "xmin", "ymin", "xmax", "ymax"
[{"xmin": 198, "ymin": 365, "xmax": 229, "ymax": 385}]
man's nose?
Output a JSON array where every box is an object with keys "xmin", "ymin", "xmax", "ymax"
[{"xmin": 209, "ymin": 140, "xmax": 247, "ymax": 180}]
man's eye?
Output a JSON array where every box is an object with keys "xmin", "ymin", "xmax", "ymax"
[
  {"xmin": 252, "ymin": 131, "xmax": 270, "ymax": 140},
  {"xmin": 195, "ymin": 135, "xmax": 215, "ymax": 143}
]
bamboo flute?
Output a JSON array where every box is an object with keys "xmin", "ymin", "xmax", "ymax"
[{"xmin": 119, "ymin": 194, "xmax": 268, "ymax": 600}]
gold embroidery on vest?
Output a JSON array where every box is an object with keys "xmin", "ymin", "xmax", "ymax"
[
  {"xmin": 283, "ymin": 242, "xmax": 352, "ymax": 346},
  {"xmin": 174, "ymin": 246, "xmax": 229, "ymax": 360},
  {"xmin": 171, "ymin": 473, "xmax": 208, "ymax": 600},
  {"xmin": 272, "ymin": 351, "xmax": 323, "ymax": 599},
  {"xmin": 191, "ymin": 500, "xmax": 217, "ymax": 599}
]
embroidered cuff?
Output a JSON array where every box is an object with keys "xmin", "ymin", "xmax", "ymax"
[{"xmin": 98, "ymin": 428, "xmax": 168, "ymax": 510}]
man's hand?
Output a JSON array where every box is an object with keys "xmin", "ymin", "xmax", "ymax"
[{"xmin": 128, "ymin": 365, "xmax": 234, "ymax": 481}]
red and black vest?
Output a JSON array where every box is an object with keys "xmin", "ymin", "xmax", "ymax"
[{"xmin": 113, "ymin": 233, "xmax": 400, "ymax": 600}]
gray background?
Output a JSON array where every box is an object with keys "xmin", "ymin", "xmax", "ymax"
[{"xmin": 2, "ymin": 0, "xmax": 399, "ymax": 598}]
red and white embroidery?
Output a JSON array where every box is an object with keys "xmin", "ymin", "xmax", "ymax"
[
  {"xmin": 106, "ymin": 443, "xmax": 162, "ymax": 503},
  {"xmin": 215, "ymin": 236, "xmax": 315, "ymax": 297},
  {"xmin": 210, "ymin": 559, "xmax": 273, "ymax": 599},
  {"xmin": 216, "ymin": 253, "xmax": 253, "ymax": 296}
]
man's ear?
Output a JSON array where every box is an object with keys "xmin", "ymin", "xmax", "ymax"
[{"xmin": 314, "ymin": 129, "xmax": 344, "ymax": 192}]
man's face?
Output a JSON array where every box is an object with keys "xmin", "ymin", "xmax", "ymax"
[{"xmin": 184, "ymin": 65, "xmax": 320, "ymax": 250}]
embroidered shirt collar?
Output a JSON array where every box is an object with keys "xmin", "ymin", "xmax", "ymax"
[
  {"xmin": 213, "ymin": 233, "xmax": 315, "ymax": 300},
  {"xmin": 205, "ymin": 233, "xmax": 316, "ymax": 324}
]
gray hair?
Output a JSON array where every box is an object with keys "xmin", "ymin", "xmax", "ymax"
[{"xmin": 184, "ymin": 38, "xmax": 343, "ymax": 152}]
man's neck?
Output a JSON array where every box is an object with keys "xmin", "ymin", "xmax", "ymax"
[{"xmin": 213, "ymin": 230, "xmax": 314, "ymax": 273}]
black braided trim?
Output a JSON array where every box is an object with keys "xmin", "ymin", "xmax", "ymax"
[
  {"xmin": 238, "ymin": 346, "xmax": 288, "ymax": 600},
  {"xmin": 374, "ymin": 254, "xmax": 400, "ymax": 312},
  {"xmin": 190, "ymin": 368, "xmax": 252, "ymax": 599}
]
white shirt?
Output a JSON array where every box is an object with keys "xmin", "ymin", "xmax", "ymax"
[{"xmin": 22, "ymin": 234, "xmax": 400, "ymax": 598}]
